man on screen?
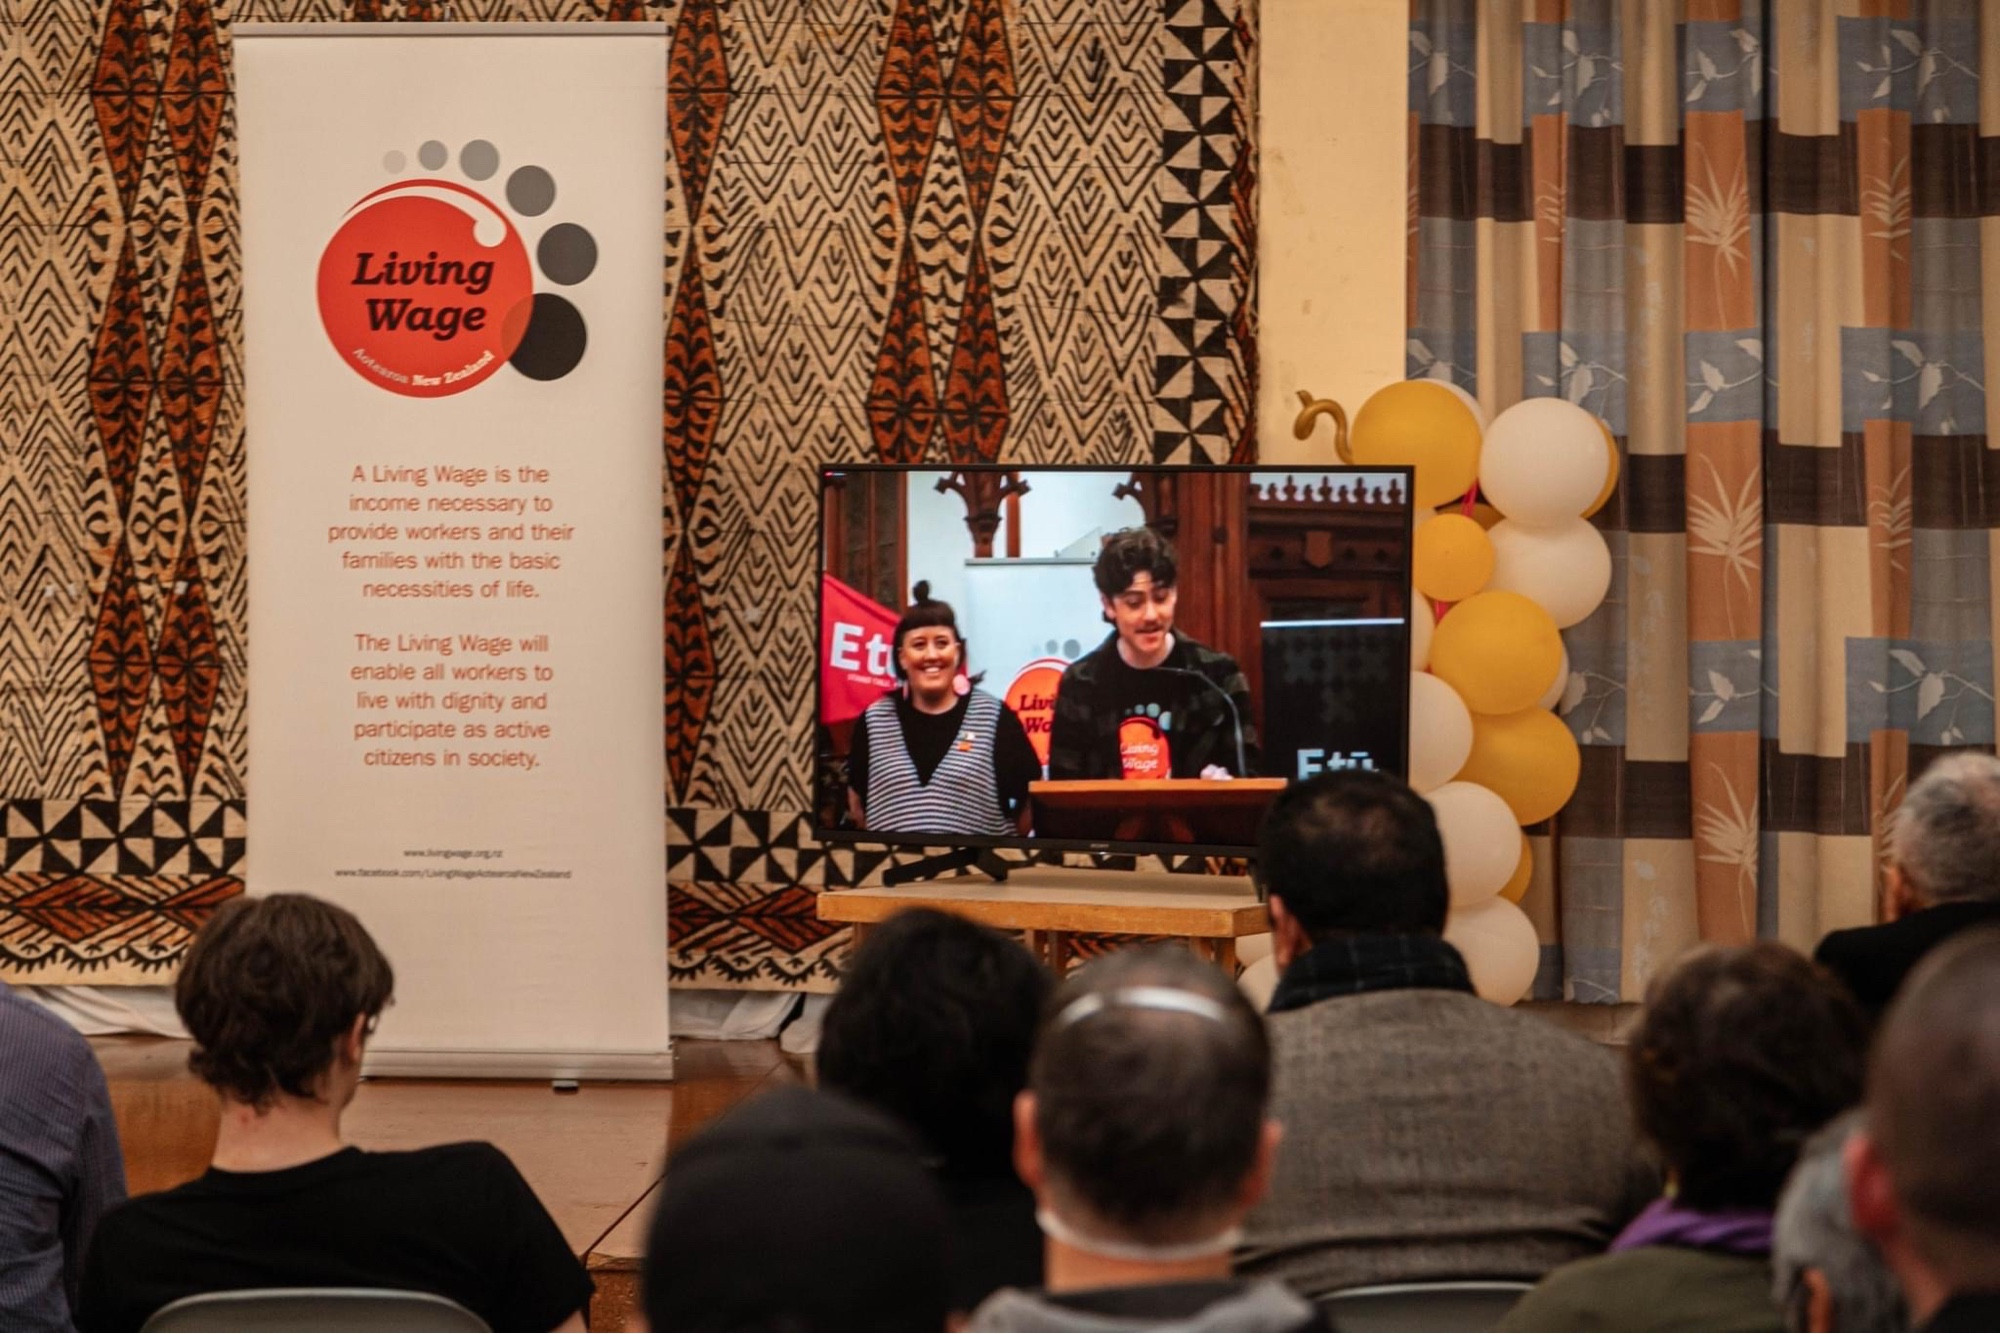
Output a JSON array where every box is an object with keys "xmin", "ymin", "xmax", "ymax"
[{"xmin": 1046, "ymin": 527, "xmax": 1259, "ymax": 782}]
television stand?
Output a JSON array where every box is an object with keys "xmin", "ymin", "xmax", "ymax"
[
  {"xmin": 819, "ymin": 864, "xmax": 1265, "ymax": 976},
  {"xmin": 880, "ymin": 846, "xmax": 1012, "ymax": 888}
]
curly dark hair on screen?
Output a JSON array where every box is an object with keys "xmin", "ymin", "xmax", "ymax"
[
  {"xmin": 1628, "ymin": 942, "xmax": 1866, "ymax": 1211},
  {"xmin": 1091, "ymin": 527, "xmax": 1177, "ymax": 601},
  {"xmin": 174, "ymin": 894, "xmax": 395, "ymax": 1109},
  {"xmin": 819, "ymin": 908, "xmax": 1052, "ymax": 1178}
]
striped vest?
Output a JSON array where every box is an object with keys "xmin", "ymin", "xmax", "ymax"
[{"xmin": 861, "ymin": 690, "xmax": 1013, "ymax": 838}]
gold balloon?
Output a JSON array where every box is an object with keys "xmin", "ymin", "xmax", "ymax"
[
  {"xmin": 1500, "ymin": 834, "xmax": 1532, "ymax": 904},
  {"xmin": 1413, "ymin": 513, "xmax": 1495, "ymax": 604},
  {"xmin": 1427, "ymin": 591, "xmax": 1563, "ymax": 716},
  {"xmin": 1582, "ymin": 419, "xmax": 1621, "ymax": 520},
  {"xmin": 1458, "ymin": 707, "xmax": 1582, "ymax": 826},
  {"xmin": 1350, "ymin": 380, "xmax": 1482, "ymax": 509}
]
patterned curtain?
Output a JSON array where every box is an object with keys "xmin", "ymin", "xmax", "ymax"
[{"xmin": 1409, "ymin": 0, "xmax": 1999, "ymax": 1002}]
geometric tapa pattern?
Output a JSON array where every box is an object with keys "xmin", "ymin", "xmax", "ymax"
[
  {"xmin": 0, "ymin": 0, "xmax": 1255, "ymax": 988},
  {"xmin": 1410, "ymin": 0, "xmax": 2000, "ymax": 1003}
]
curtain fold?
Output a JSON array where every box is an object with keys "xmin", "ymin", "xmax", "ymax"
[{"xmin": 1409, "ymin": 0, "xmax": 1998, "ymax": 1001}]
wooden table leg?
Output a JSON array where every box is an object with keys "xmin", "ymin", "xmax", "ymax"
[
  {"xmin": 1214, "ymin": 938, "xmax": 1239, "ymax": 977},
  {"xmin": 1024, "ymin": 930, "xmax": 1047, "ymax": 966},
  {"xmin": 1048, "ymin": 932, "xmax": 1073, "ymax": 977}
]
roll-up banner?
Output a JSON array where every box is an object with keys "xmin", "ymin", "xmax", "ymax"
[{"xmin": 237, "ymin": 24, "xmax": 671, "ymax": 1079}]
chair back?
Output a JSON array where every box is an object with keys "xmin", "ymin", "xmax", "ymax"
[
  {"xmin": 141, "ymin": 1287, "xmax": 490, "ymax": 1332},
  {"xmin": 1320, "ymin": 1279, "xmax": 1533, "ymax": 1332}
]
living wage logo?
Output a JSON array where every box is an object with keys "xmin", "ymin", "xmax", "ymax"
[{"xmin": 316, "ymin": 138, "xmax": 596, "ymax": 398}]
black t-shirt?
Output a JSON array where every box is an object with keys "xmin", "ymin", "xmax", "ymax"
[
  {"xmin": 76, "ymin": 1143, "xmax": 592, "ymax": 1333},
  {"xmin": 847, "ymin": 691, "xmax": 1041, "ymax": 821}
]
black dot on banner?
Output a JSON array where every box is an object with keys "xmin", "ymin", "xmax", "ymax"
[
  {"xmin": 509, "ymin": 294, "xmax": 587, "ymax": 381},
  {"xmin": 506, "ymin": 166, "xmax": 556, "ymax": 217},
  {"xmin": 537, "ymin": 223, "xmax": 597, "ymax": 285}
]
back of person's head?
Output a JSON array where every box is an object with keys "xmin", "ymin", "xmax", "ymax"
[
  {"xmin": 1773, "ymin": 1112, "xmax": 1906, "ymax": 1332},
  {"xmin": 1857, "ymin": 927, "xmax": 2000, "ymax": 1286},
  {"xmin": 1887, "ymin": 751, "xmax": 2000, "ymax": 906},
  {"xmin": 1253, "ymin": 769, "xmax": 1448, "ymax": 937},
  {"xmin": 1025, "ymin": 945, "xmax": 1272, "ymax": 1247},
  {"xmin": 1092, "ymin": 526, "xmax": 1177, "ymax": 599},
  {"xmin": 175, "ymin": 894, "xmax": 393, "ymax": 1108},
  {"xmin": 819, "ymin": 907, "xmax": 1051, "ymax": 1177},
  {"xmin": 1629, "ymin": 942, "xmax": 1865, "ymax": 1211},
  {"xmin": 642, "ymin": 1085, "xmax": 950, "ymax": 1331}
]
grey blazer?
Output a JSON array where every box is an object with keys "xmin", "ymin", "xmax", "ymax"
[{"xmin": 1237, "ymin": 987, "xmax": 1658, "ymax": 1298}]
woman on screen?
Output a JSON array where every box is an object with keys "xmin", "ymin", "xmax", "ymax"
[{"xmin": 847, "ymin": 583, "xmax": 1040, "ymax": 838}]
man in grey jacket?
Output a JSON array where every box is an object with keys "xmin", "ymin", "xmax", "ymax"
[
  {"xmin": 1237, "ymin": 770, "xmax": 1657, "ymax": 1298},
  {"xmin": 970, "ymin": 946, "xmax": 1319, "ymax": 1332}
]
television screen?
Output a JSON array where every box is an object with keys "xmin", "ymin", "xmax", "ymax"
[{"xmin": 815, "ymin": 465, "xmax": 1414, "ymax": 856}]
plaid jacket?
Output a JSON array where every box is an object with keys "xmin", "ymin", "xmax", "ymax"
[{"xmin": 1045, "ymin": 632, "xmax": 1261, "ymax": 780}]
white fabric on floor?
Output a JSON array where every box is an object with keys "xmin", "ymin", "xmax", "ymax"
[
  {"xmin": 779, "ymin": 993, "xmax": 831, "ymax": 1057},
  {"xmin": 17, "ymin": 985, "xmax": 186, "ymax": 1038},
  {"xmin": 666, "ymin": 988, "xmax": 800, "ymax": 1041}
]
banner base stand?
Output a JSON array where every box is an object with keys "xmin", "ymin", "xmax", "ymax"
[{"xmin": 362, "ymin": 1043, "xmax": 675, "ymax": 1082}]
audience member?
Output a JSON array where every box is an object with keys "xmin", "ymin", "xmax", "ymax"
[
  {"xmin": 819, "ymin": 907, "xmax": 1053, "ymax": 1311},
  {"xmin": 1237, "ymin": 770, "xmax": 1656, "ymax": 1296},
  {"xmin": 74, "ymin": 895, "xmax": 590, "ymax": 1332},
  {"xmin": 1847, "ymin": 928, "xmax": 2000, "ymax": 1331},
  {"xmin": 1498, "ymin": 943, "xmax": 1867, "ymax": 1332},
  {"xmin": 0, "ymin": 982, "xmax": 126, "ymax": 1330},
  {"xmin": 1816, "ymin": 753, "xmax": 2000, "ymax": 1022},
  {"xmin": 641, "ymin": 1085, "xmax": 951, "ymax": 1331},
  {"xmin": 969, "ymin": 946, "xmax": 1318, "ymax": 1332},
  {"xmin": 1772, "ymin": 1113, "xmax": 1906, "ymax": 1332}
]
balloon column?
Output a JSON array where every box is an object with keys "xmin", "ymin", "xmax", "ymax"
[{"xmin": 1294, "ymin": 383, "xmax": 1617, "ymax": 1004}]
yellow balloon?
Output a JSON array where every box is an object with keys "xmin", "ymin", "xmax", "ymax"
[
  {"xmin": 1413, "ymin": 514, "xmax": 1495, "ymax": 604},
  {"xmin": 1582, "ymin": 419, "xmax": 1621, "ymax": 520},
  {"xmin": 1500, "ymin": 834, "xmax": 1532, "ymax": 904},
  {"xmin": 1427, "ymin": 591, "xmax": 1563, "ymax": 716},
  {"xmin": 1351, "ymin": 380, "xmax": 1482, "ymax": 509},
  {"xmin": 1458, "ymin": 707, "xmax": 1582, "ymax": 826}
]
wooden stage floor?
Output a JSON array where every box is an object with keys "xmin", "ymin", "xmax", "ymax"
[{"xmin": 95, "ymin": 1035, "xmax": 806, "ymax": 1332}]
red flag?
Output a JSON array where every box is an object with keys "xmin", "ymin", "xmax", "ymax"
[{"xmin": 820, "ymin": 575, "xmax": 900, "ymax": 725}]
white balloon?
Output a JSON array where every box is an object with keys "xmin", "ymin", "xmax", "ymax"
[
  {"xmin": 1408, "ymin": 671, "xmax": 1473, "ymax": 794},
  {"xmin": 1424, "ymin": 374, "xmax": 1488, "ymax": 429},
  {"xmin": 1411, "ymin": 596, "xmax": 1435, "ymax": 671},
  {"xmin": 1486, "ymin": 518, "xmax": 1613, "ymax": 629},
  {"xmin": 1536, "ymin": 643, "xmax": 1571, "ymax": 713},
  {"xmin": 1445, "ymin": 896, "xmax": 1541, "ymax": 1005},
  {"xmin": 1426, "ymin": 780, "xmax": 1520, "ymax": 906},
  {"xmin": 1479, "ymin": 397, "xmax": 1608, "ymax": 526}
]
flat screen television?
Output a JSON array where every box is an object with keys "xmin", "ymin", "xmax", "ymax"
[{"xmin": 815, "ymin": 464, "xmax": 1414, "ymax": 859}]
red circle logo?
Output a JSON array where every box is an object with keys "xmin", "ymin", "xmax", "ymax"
[{"xmin": 316, "ymin": 180, "xmax": 533, "ymax": 397}]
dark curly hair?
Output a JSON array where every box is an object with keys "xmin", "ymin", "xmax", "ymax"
[
  {"xmin": 1092, "ymin": 527, "xmax": 1177, "ymax": 601},
  {"xmin": 819, "ymin": 908, "xmax": 1050, "ymax": 1178},
  {"xmin": 174, "ymin": 894, "xmax": 394, "ymax": 1109},
  {"xmin": 1628, "ymin": 942, "xmax": 1865, "ymax": 1210}
]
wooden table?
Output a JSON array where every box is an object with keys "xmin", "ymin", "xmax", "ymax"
[{"xmin": 816, "ymin": 867, "xmax": 1267, "ymax": 975}]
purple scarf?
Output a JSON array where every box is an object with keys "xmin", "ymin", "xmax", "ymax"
[{"xmin": 1610, "ymin": 1197, "xmax": 1773, "ymax": 1257}]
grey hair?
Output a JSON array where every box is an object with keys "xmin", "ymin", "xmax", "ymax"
[
  {"xmin": 1771, "ymin": 1112, "xmax": 1907, "ymax": 1332},
  {"xmin": 1889, "ymin": 752, "xmax": 2000, "ymax": 905}
]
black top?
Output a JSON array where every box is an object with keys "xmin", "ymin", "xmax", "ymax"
[
  {"xmin": 941, "ymin": 1172, "xmax": 1043, "ymax": 1313},
  {"xmin": 1814, "ymin": 899, "xmax": 2000, "ymax": 1022},
  {"xmin": 76, "ymin": 1143, "xmax": 591, "ymax": 1333},
  {"xmin": 1925, "ymin": 1291, "xmax": 2000, "ymax": 1331},
  {"xmin": 848, "ymin": 691, "xmax": 1040, "ymax": 819},
  {"xmin": 1045, "ymin": 633, "xmax": 1260, "ymax": 780}
]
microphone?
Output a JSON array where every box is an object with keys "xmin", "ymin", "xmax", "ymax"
[{"xmin": 1152, "ymin": 664, "xmax": 1249, "ymax": 779}]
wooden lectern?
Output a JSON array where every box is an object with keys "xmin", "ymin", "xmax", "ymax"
[{"xmin": 1029, "ymin": 777, "xmax": 1288, "ymax": 846}]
